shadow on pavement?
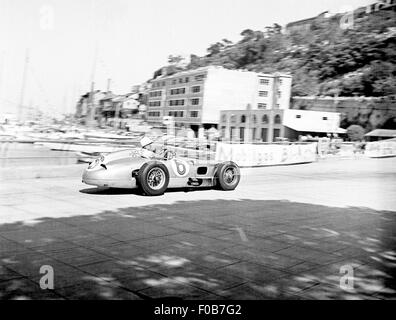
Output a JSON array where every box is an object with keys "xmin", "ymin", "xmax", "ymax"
[
  {"xmin": 79, "ymin": 186, "xmax": 213, "ymax": 195},
  {"xmin": 0, "ymin": 199, "xmax": 395, "ymax": 300}
]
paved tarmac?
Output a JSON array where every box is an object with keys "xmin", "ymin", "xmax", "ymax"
[{"xmin": 0, "ymin": 157, "xmax": 395, "ymax": 299}]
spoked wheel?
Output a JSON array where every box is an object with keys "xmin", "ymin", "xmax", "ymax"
[
  {"xmin": 216, "ymin": 161, "xmax": 240, "ymax": 191},
  {"xmin": 137, "ymin": 162, "xmax": 169, "ymax": 196},
  {"xmin": 147, "ymin": 167, "xmax": 166, "ymax": 190}
]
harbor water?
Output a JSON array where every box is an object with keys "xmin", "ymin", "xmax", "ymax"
[{"xmin": 0, "ymin": 142, "xmax": 78, "ymax": 167}]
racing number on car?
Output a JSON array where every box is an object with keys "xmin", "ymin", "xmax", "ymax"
[{"xmin": 171, "ymin": 159, "xmax": 190, "ymax": 177}]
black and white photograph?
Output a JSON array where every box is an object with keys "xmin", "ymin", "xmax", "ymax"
[{"xmin": 0, "ymin": 0, "xmax": 395, "ymax": 305}]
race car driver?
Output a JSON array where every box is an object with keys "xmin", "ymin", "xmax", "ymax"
[{"xmin": 139, "ymin": 136, "xmax": 174, "ymax": 159}]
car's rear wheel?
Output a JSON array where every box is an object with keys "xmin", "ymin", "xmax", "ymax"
[
  {"xmin": 216, "ymin": 161, "xmax": 240, "ymax": 191},
  {"xmin": 137, "ymin": 162, "xmax": 169, "ymax": 196}
]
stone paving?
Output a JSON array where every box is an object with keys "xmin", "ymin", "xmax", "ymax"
[{"xmin": 0, "ymin": 158, "xmax": 395, "ymax": 300}]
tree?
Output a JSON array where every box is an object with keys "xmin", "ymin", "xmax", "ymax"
[
  {"xmin": 207, "ymin": 42, "xmax": 224, "ymax": 56},
  {"xmin": 167, "ymin": 55, "xmax": 184, "ymax": 65},
  {"xmin": 273, "ymin": 23, "xmax": 282, "ymax": 34},
  {"xmin": 221, "ymin": 38, "xmax": 233, "ymax": 47},
  {"xmin": 165, "ymin": 10, "xmax": 395, "ymax": 98},
  {"xmin": 264, "ymin": 24, "xmax": 282, "ymax": 36},
  {"xmin": 240, "ymin": 29, "xmax": 255, "ymax": 42},
  {"xmin": 347, "ymin": 125, "xmax": 365, "ymax": 141}
]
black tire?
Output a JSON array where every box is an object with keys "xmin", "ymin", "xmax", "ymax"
[
  {"xmin": 137, "ymin": 162, "xmax": 169, "ymax": 196},
  {"xmin": 216, "ymin": 161, "xmax": 240, "ymax": 191}
]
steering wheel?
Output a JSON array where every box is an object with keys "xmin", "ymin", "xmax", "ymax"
[{"xmin": 163, "ymin": 149, "xmax": 175, "ymax": 160}]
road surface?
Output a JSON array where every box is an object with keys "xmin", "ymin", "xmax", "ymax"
[{"xmin": 0, "ymin": 157, "xmax": 395, "ymax": 299}]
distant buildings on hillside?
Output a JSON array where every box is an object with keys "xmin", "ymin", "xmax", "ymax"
[
  {"xmin": 285, "ymin": 0, "xmax": 396, "ymax": 34},
  {"xmin": 75, "ymin": 84, "xmax": 148, "ymax": 129}
]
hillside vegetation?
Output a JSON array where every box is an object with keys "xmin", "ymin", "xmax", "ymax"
[{"xmin": 161, "ymin": 10, "xmax": 396, "ymax": 97}]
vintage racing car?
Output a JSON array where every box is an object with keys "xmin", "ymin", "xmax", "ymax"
[{"xmin": 82, "ymin": 139, "xmax": 240, "ymax": 196}]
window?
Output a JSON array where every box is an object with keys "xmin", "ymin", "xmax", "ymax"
[
  {"xmin": 274, "ymin": 114, "xmax": 281, "ymax": 124},
  {"xmin": 230, "ymin": 127, "xmax": 235, "ymax": 140},
  {"xmin": 276, "ymin": 104, "xmax": 280, "ymax": 109},
  {"xmin": 221, "ymin": 126, "xmax": 226, "ymax": 137},
  {"xmin": 148, "ymin": 111, "xmax": 160, "ymax": 117},
  {"xmin": 262, "ymin": 114, "xmax": 268, "ymax": 124},
  {"xmin": 148, "ymin": 101, "xmax": 161, "ymax": 107},
  {"xmin": 241, "ymin": 115, "xmax": 246, "ymax": 123},
  {"xmin": 221, "ymin": 114, "xmax": 226, "ymax": 122},
  {"xmin": 296, "ymin": 114, "xmax": 301, "ymax": 118},
  {"xmin": 149, "ymin": 91, "xmax": 162, "ymax": 98},
  {"xmin": 191, "ymin": 98, "xmax": 199, "ymax": 105},
  {"xmin": 322, "ymin": 116, "xmax": 328, "ymax": 120},
  {"xmin": 261, "ymin": 128, "xmax": 267, "ymax": 142},
  {"xmin": 252, "ymin": 115, "xmax": 257, "ymax": 124},
  {"xmin": 172, "ymin": 79, "xmax": 177, "ymax": 85},
  {"xmin": 168, "ymin": 99, "xmax": 185, "ymax": 106},
  {"xmin": 260, "ymin": 78, "xmax": 270, "ymax": 85},
  {"xmin": 239, "ymin": 127, "xmax": 245, "ymax": 141},
  {"xmin": 259, "ymin": 91, "xmax": 268, "ymax": 97},
  {"xmin": 168, "ymin": 110, "xmax": 184, "ymax": 117},
  {"xmin": 185, "ymin": 77, "xmax": 189, "ymax": 83},
  {"xmin": 230, "ymin": 115, "xmax": 236, "ymax": 123},
  {"xmin": 195, "ymin": 74, "xmax": 205, "ymax": 81},
  {"xmin": 190, "ymin": 111, "xmax": 199, "ymax": 118},
  {"xmin": 170, "ymin": 88, "xmax": 186, "ymax": 95},
  {"xmin": 179, "ymin": 78, "xmax": 183, "ymax": 84},
  {"xmin": 191, "ymin": 86, "xmax": 201, "ymax": 93},
  {"xmin": 277, "ymin": 91, "xmax": 281, "ymax": 98},
  {"xmin": 258, "ymin": 103, "xmax": 267, "ymax": 109},
  {"xmin": 273, "ymin": 128, "xmax": 281, "ymax": 139}
]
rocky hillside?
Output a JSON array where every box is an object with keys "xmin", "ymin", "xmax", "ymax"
[{"xmin": 160, "ymin": 10, "xmax": 396, "ymax": 97}]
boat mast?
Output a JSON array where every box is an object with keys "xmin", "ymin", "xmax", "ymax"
[{"xmin": 18, "ymin": 49, "xmax": 29, "ymax": 122}]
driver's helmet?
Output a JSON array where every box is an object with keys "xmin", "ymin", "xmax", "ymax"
[{"xmin": 140, "ymin": 137, "xmax": 153, "ymax": 148}]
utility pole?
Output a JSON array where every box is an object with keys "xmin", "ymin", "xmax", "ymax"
[
  {"xmin": 0, "ymin": 51, "xmax": 4, "ymax": 106},
  {"xmin": 18, "ymin": 49, "xmax": 29, "ymax": 122},
  {"xmin": 87, "ymin": 81, "xmax": 95, "ymax": 126},
  {"xmin": 87, "ymin": 43, "xmax": 98, "ymax": 127},
  {"xmin": 114, "ymin": 99, "xmax": 120, "ymax": 130}
]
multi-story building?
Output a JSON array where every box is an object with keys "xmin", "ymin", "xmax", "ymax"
[
  {"xmin": 75, "ymin": 90, "xmax": 105, "ymax": 125},
  {"xmin": 146, "ymin": 66, "xmax": 292, "ymax": 134},
  {"xmin": 219, "ymin": 108, "xmax": 342, "ymax": 143}
]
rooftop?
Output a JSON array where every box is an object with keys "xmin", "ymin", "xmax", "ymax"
[
  {"xmin": 152, "ymin": 66, "xmax": 292, "ymax": 81},
  {"xmin": 365, "ymin": 129, "xmax": 396, "ymax": 137}
]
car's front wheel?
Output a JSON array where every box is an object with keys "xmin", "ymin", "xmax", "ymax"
[
  {"xmin": 137, "ymin": 162, "xmax": 169, "ymax": 196},
  {"xmin": 216, "ymin": 161, "xmax": 240, "ymax": 191}
]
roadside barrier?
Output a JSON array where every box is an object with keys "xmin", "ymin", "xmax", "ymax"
[
  {"xmin": 215, "ymin": 142, "xmax": 318, "ymax": 167},
  {"xmin": 365, "ymin": 139, "xmax": 396, "ymax": 158}
]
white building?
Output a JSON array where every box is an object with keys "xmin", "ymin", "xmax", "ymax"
[
  {"xmin": 146, "ymin": 66, "xmax": 292, "ymax": 133},
  {"xmin": 219, "ymin": 108, "xmax": 344, "ymax": 142}
]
